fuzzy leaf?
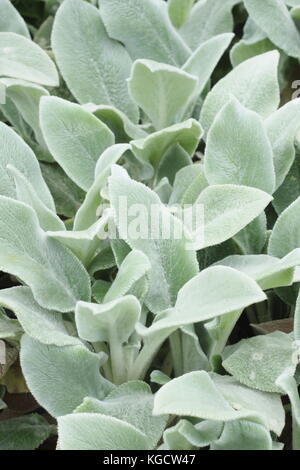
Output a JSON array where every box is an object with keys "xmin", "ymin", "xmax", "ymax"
[
  {"xmin": 40, "ymin": 96, "xmax": 114, "ymax": 191},
  {"xmin": 200, "ymin": 51, "xmax": 280, "ymax": 132},
  {"xmin": 128, "ymin": 59, "xmax": 198, "ymax": 130},
  {"xmin": 0, "ymin": 414, "xmax": 53, "ymax": 450},
  {"xmin": 194, "ymin": 184, "xmax": 272, "ymax": 249},
  {"xmin": 109, "ymin": 166, "xmax": 199, "ymax": 313},
  {"xmin": 223, "ymin": 332, "xmax": 297, "ymax": 393},
  {"xmin": 0, "ymin": 32, "xmax": 58, "ymax": 86},
  {"xmin": 266, "ymin": 99, "xmax": 300, "ymax": 189},
  {"xmin": 58, "ymin": 413, "xmax": 147, "ymax": 450},
  {"xmin": 0, "ymin": 0, "xmax": 29, "ymax": 37},
  {"xmin": 204, "ymin": 98, "xmax": 275, "ymax": 194},
  {"xmin": 99, "ymin": 0, "xmax": 190, "ymax": 66},
  {"xmin": 0, "ymin": 196, "xmax": 90, "ymax": 312},
  {"xmin": 51, "ymin": 0, "xmax": 138, "ymax": 121},
  {"xmin": 20, "ymin": 335, "xmax": 114, "ymax": 417},
  {"xmin": 180, "ymin": 0, "xmax": 238, "ymax": 50},
  {"xmin": 75, "ymin": 382, "xmax": 167, "ymax": 449},
  {"xmin": 244, "ymin": 0, "xmax": 300, "ymax": 59}
]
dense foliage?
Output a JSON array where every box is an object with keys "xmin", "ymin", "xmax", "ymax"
[{"xmin": 1, "ymin": 0, "xmax": 300, "ymax": 451}]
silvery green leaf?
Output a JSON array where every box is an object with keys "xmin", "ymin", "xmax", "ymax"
[
  {"xmin": 75, "ymin": 382, "xmax": 167, "ymax": 449},
  {"xmin": 146, "ymin": 266, "xmax": 265, "ymax": 335},
  {"xmin": 104, "ymin": 250, "xmax": 150, "ymax": 302},
  {"xmin": 168, "ymin": 0, "xmax": 194, "ymax": 28},
  {"xmin": 211, "ymin": 373, "xmax": 285, "ymax": 435},
  {"xmin": 20, "ymin": 334, "xmax": 114, "ymax": 417},
  {"xmin": 74, "ymin": 144, "xmax": 130, "ymax": 230},
  {"xmin": 182, "ymin": 33, "xmax": 234, "ymax": 98},
  {"xmin": 128, "ymin": 59, "xmax": 198, "ymax": 130},
  {"xmin": 8, "ymin": 165, "xmax": 65, "ymax": 232},
  {"xmin": 47, "ymin": 212, "xmax": 111, "ymax": 266},
  {"xmin": 153, "ymin": 371, "xmax": 283, "ymax": 431},
  {"xmin": 294, "ymin": 291, "xmax": 300, "ymax": 341},
  {"xmin": 52, "ymin": 0, "xmax": 138, "ymax": 121},
  {"xmin": 169, "ymin": 164, "xmax": 208, "ymax": 205},
  {"xmin": 180, "ymin": 324, "xmax": 209, "ymax": 373},
  {"xmin": 230, "ymin": 38, "xmax": 274, "ymax": 67},
  {"xmin": 0, "ymin": 78, "xmax": 50, "ymax": 153},
  {"xmin": 268, "ymin": 197, "xmax": 300, "ymax": 258},
  {"xmin": 131, "ymin": 119, "xmax": 203, "ymax": 177},
  {"xmin": 0, "ymin": 414, "xmax": 53, "ymax": 450},
  {"xmin": 273, "ymin": 153, "xmax": 300, "ymax": 215},
  {"xmin": 265, "ymin": 99, "xmax": 300, "ymax": 189},
  {"xmin": 83, "ymin": 104, "xmax": 146, "ymax": 143},
  {"xmin": 216, "ymin": 249, "xmax": 300, "ymax": 290},
  {"xmin": 0, "ymin": 286, "xmax": 80, "ymax": 347},
  {"xmin": 162, "ymin": 419, "xmax": 222, "ymax": 450},
  {"xmin": 193, "ymin": 184, "xmax": 272, "ymax": 249},
  {"xmin": 0, "ymin": 308, "xmax": 22, "ymax": 341},
  {"xmin": 204, "ymin": 98, "xmax": 275, "ymax": 194},
  {"xmin": 200, "ymin": 51, "xmax": 280, "ymax": 132},
  {"xmin": 154, "ymin": 177, "xmax": 173, "ymax": 203},
  {"xmin": 0, "ymin": 32, "xmax": 58, "ymax": 86},
  {"xmin": 276, "ymin": 372, "xmax": 300, "ymax": 450},
  {"xmin": 0, "ymin": 0, "xmax": 29, "ymax": 37},
  {"xmin": 234, "ymin": 214, "xmax": 267, "ymax": 255},
  {"xmin": 211, "ymin": 420, "xmax": 273, "ymax": 450},
  {"xmin": 0, "ymin": 122, "xmax": 54, "ymax": 209},
  {"xmin": 34, "ymin": 16, "xmax": 54, "ymax": 49},
  {"xmin": 0, "ymin": 196, "xmax": 90, "ymax": 312},
  {"xmin": 244, "ymin": 0, "xmax": 300, "ymax": 59},
  {"xmin": 58, "ymin": 413, "xmax": 148, "ymax": 450},
  {"xmin": 223, "ymin": 331, "xmax": 297, "ymax": 393},
  {"xmin": 180, "ymin": 0, "xmax": 238, "ymax": 50},
  {"xmin": 99, "ymin": 0, "xmax": 190, "ymax": 66},
  {"xmin": 75, "ymin": 295, "xmax": 141, "ymax": 344},
  {"xmin": 40, "ymin": 162, "xmax": 85, "ymax": 218},
  {"xmin": 40, "ymin": 96, "xmax": 114, "ymax": 191},
  {"xmin": 109, "ymin": 166, "xmax": 199, "ymax": 313}
]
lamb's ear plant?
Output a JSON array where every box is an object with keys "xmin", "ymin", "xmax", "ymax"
[{"xmin": 0, "ymin": 0, "xmax": 300, "ymax": 451}]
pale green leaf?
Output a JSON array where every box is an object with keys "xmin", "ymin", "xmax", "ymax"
[
  {"xmin": 244, "ymin": 0, "xmax": 300, "ymax": 59},
  {"xmin": 0, "ymin": 286, "xmax": 80, "ymax": 347},
  {"xmin": 131, "ymin": 119, "xmax": 203, "ymax": 177},
  {"xmin": 0, "ymin": 122, "xmax": 54, "ymax": 209},
  {"xmin": 40, "ymin": 96, "xmax": 114, "ymax": 191},
  {"xmin": 168, "ymin": 0, "xmax": 194, "ymax": 29},
  {"xmin": 58, "ymin": 413, "xmax": 147, "ymax": 450},
  {"xmin": 200, "ymin": 51, "xmax": 280, "ymax": 132},
  {"xmin": 182, "ymin": 33, "xmax": 234, "ymax": 98},
  {"xmin": 52, "ymin": 0, "xmax": 138, "ymax": 121},
  {"xmin": 194, "ymin": 184, "xmax": 272, "ymax": 249},
  {"xmin": 0, "ymin": 0, "xmax": 29, "ymax": 37},
  {"xmin": 128, "ymin": 59, "xmax": 198, "ymax": 130},
  {"xmin": 0, "ymin": 32, "xmax": 58, "ymax": 86},
  {"xmin": 75, "ymin": 295, "xmax": 141, "ymax": 344},
  {"xmin": 180, "ymin": 0, "xmax": 238, "ymax": 50},
  {"xmin": 204, "ymin": 98, "xmax": 275, "ymax": 194},
  {"xmin": 211, "ymin": 420, "xmax": 273, "ymax": 450},
  {"xmin": 265, "ymin": 99, "xmax": 300, "ymax": 189},
  {"xmin": 99, "ymin": 0, "xmax": 190, "ymax": 66},
  {"xmin": 75, "ymin": 382, "xmax": 167, "ymax": 449},
  {"xmin": 109, "ymin": 166, "xmax": 199, "ymax": 313},
  {"xmin": 0, "ymin": 196, "xmax": 90, "ymax": 312},
  {"xmin": 20, "ymin": 335, "xmax": 114, "ymax": 417},
  {"xmin": 268, "ymin": 196, "xmax": 300, "ymax": 257},
  {"xmin": 0, "ymin": 414, "xmax": 53, "ymax": 451},
  {"xmin": 223, "ymin": 331, "xmax": 297, "ymax": 393},
  {"xmin": 8, "ymin": 165, "xmax": 65, "ymax": 232}
]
